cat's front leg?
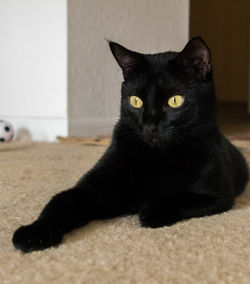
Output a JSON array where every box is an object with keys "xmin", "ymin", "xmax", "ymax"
[
  {"xmin": 139, "ymin": 194, "xmax": 234, "ymax": 228},
  {"xmin": 12, "ymin": 187, "xmax": 91, "ymax": 252},
  {"xmin": 139, "ymin": 203, "xmax": 181, "ymax": 228},
  {"xmin": 13, "ymin": 147, "xmax": 135, "ymax": 252}
]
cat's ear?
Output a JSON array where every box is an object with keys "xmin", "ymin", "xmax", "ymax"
[
  {"xmin": 176, "ymin": 37, "xmax": 212, "ymax": 80},
  {"xmin": 109, "ymin": 41, "xmax": 144, "ymax": 79}
]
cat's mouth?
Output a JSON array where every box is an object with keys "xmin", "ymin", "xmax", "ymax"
[
  {"xmin": 143, "ymin": 135, "xmax": 161, "ymax": 147},
  {"xmin": 149, "ymin": 137, "xmax": 159, "ymax": 145},
  {"xmin": 142, "ymin": 124, "xmax": 163, "ymax": 147}
]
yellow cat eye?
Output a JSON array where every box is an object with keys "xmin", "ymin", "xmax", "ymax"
[
  {"xmin": 168, "ymin": 95, "xmax": 184, "ymax": 108},
  {"xmin": 130, "ymin": 96, "xmax": 143, "ymax": 108}
]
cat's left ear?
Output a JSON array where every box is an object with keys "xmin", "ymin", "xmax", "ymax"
[
  {"xmin": 176, "ymin": 37, "xmax": 212, "ymax": 80},
  {"xmin": 109, "ymin": 41, "xmax": 144, "ymax": 79}
]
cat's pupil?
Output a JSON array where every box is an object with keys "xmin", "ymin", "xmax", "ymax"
[
  {"xmin": 135, "ymin": 98, "xmax": 138, "ymax": 104},
  {"xmin": 173, "ymin": 97, "xmax": 176, "ymax": 104}
]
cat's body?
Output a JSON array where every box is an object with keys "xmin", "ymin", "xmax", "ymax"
[{"xmin": 13, "ymin": 38, "xmax": 249, "ymax": 252}]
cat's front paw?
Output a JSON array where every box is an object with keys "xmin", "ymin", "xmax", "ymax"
[
  {"xmin": 139, "ymin": 204, "xmax": 181, "ymax": 228},
  {"xmin": 12, "ymin": 224, "xmax": 63, "ymax": 253}
]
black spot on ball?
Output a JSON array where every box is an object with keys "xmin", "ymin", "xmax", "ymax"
[
  {"xmin": 0, "ymin": 138, "xmax": 5, "ymax": 142},
  {"xmin": 5, "ymin": 126, "xmax": 10, "ymax": 132}
]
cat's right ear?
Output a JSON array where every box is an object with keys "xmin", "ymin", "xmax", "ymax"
[{"xmin": 108, "ymin": 41, "xmax": 144, "ymax": 79}]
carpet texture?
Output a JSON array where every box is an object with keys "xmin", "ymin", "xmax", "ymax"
[{"xmin": 1, "ymin": 141, "xmax": 250, "ymax": 283}]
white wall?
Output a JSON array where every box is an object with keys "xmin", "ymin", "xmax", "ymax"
[
  {"xmin": 68, "ymin": 0, "xmax": 190, "ymax": 136},
  {"xmin": 0, "ymin": 0, "xmax": 67, "ymax": 141},
  {"xmin": 0, "ymin": 0, "xmax": 190, "ymax": 141}
]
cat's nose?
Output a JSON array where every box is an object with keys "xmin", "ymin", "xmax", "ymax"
[
  {"xmin": 143, "ymin": 124, "xmax": 159, "ymax": 144},
  {"xmin": 144, "ymin": 124, "xmax": 157, "ymax": 135}
]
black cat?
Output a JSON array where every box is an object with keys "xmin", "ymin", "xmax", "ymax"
[{"xmin": 13, "ymin": 37, "xmax": 249, "ymax": 252}]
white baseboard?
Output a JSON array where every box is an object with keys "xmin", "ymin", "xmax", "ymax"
[
  {"xmin": 0, "ymin": 116, "xmax": 68, "ymax": 142},
  {"xmin": 68, "ymin": 117, "xmax": 118, "ymax": 136},
  {"xmin": 0, "ymin": 116, "xmax": 118, "ymax": 141}
]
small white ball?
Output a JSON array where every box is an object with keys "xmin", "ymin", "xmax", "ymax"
[{"xmin": 0, "ymin": 120, "xmax": 14, "ymax": 142}]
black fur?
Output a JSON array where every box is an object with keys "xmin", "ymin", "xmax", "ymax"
[{"xmin": 13, "ymin": 37, "xmax": 249, "ymax": 252}]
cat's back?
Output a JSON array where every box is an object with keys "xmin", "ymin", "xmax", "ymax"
[{"xmin": 220, "ymin": 134, "xmax": 249, "ymax": 196}]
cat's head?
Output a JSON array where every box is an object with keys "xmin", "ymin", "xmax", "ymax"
[{"xmin": 109, "ymin": 37, "xmax": 216, "ymax": 148}]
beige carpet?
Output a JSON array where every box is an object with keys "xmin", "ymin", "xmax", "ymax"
[{"xmin": 1, "ymin": 141, "xmax": 250, "ymax": 283}]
